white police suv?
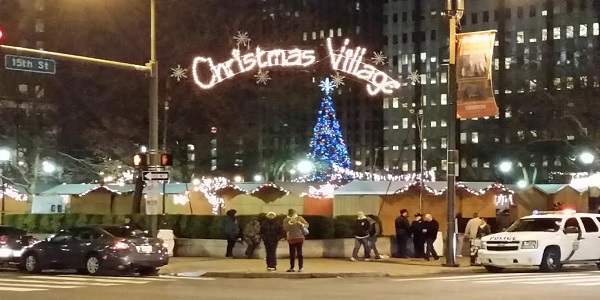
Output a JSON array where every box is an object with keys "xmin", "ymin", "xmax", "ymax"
[{"xmin": 478, "ymin": 209, "xmax": 600, "ymax": 273}]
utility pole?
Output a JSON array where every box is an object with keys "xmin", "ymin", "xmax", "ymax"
[
  {"xmin": 443, "ymin": 0, "xmax": 464, "ymax": 268},
  {"xmin": 147, "ymin": 0, "xmax": 160, "ymax": 238}
]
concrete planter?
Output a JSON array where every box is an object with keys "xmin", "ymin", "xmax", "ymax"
[{"xmin": 174, "ymin": 233, "xmax": 444, "ymax": 258}]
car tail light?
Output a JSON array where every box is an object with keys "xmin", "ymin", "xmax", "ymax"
[
  {"xmin": 0, "ymin": 236, "xmax": 7, "ymax": 244},
  {"xmin": 112, "ymin": 241, "xmax": 130, "ymax": 250}
]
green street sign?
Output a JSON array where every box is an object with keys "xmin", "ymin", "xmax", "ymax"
[{"xmin": 4, "ymin": 54, "xmax": 56, "ymax": 74}]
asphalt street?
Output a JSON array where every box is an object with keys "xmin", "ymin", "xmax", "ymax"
[{"xmin": 0, "ymin": 269, "xmax": 600, "ymax": 300}]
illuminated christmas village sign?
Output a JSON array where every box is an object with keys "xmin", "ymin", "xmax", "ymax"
[{"xmin": 191, "ymin": 38, "xmax": 400, "ymax": 96}]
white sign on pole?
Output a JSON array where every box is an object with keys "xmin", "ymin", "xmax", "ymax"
[{"xmin": 144, "ymin": 181, "xmax": 161, "ymax": 215}]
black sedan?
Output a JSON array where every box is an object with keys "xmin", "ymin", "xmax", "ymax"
[
  {"xmin": 0, "ymin": 225, "xmax": 35, "ymax": 266},
  {"xmin": 20, "ymin": 225, "xmax": 169, "ymax": 276}
]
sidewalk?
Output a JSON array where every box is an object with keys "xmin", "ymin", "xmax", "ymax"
[{"xmin": 159, "ymin": 256, "xmax": 482, "ymax": 279}]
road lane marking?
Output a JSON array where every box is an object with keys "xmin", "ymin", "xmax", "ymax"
[
  {"xmin": 159, "ymin": 275, "xmax": 216, "ymax": 280},
  {"xmin": 391, "ymin": 273, "xmax": 534, "ymax": 282},
  {"xmin": 0, "ymin": 283, "xmax": 80, "ymax": 289},
  {"xmin": 0, "ymin": 278, "xmax": 115, "ymax": 286},
  {"xmin": 444, "ymin": 273, "xmax": 573, "ymax": 282},
  {"xmin": 0, "ymin": 287, "xmax": 45, "ymax": 292},
  {"xmin": 524, "ymin": 278, "xmax": 600, "ymax": 285},
  {"xmin": 20, "ymin": 275, "xmax": 149, "ymax": 284},
  {"xmin": 570, "ymin": 282, "xmax": 600, "ymax": 286}
]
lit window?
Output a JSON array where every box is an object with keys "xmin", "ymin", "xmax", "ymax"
[
  {"xmin": 383, "ymin": 98, "xmax": 389, "ymax": 109},
  {"xmin": 393, "ymin": 146, "xmax": 400, "ymax": 150},
  {"xmin": 392, "ymin": 97, "xmax": 399, "ymax": 108},
  {"xmin": 494, "ymin": 58, "xmax": 499, "ymax": 70},
  {"xmin": 430, "ymin": 121, "xmax": 437, "ymax": 127},
  {"xmin": 18, "ymin": 84, "xmax": 28, "ymax": 94},
  {"xmin": 320, "ymin": 30, "xmax": 325, "ymax": 38},
  {"xmin": 420, "ymin": 52, "xmax": 427, "ymax": 62},
  {"xmin": 441, "ymin": 72, "xmax": 447, "ymax": 83},
  {"xmin": 411, "ymin": 160, "xmax": 416, "ymax": 171},
  {"xmin": 337, "ymin": 28, "xmax": 342, "ymax": 36},
  {"xmin": 505, "ymin": 57, "xmax": 511, "ymax": 69},
  {"xmin": 441, "ymin": 94, "xmax": 447, "ymax": 105},
  {"xmin": 420, "ymin": 74, "xmax": 426, "ymax": 84},
  {"xmin": 441, "ymin": 137, "xmax": 447, "ymax": 149},
  {"xmin": 580, "ymin": 24, "xmax": 588, "ymax": 37},
  {"xmin": 411, "ymin": 54, "xmax": 416, "ymax": 63},
  {"xmin": 441, "ymin": 119, "xmax": 447, "ymax": 127},
  {"xmin": 553, "ymin": 27, "xmax": 561, "ymax": 39},
  {"xmin": 460, "ymin": 132, "xmax": 467, "ymax": 144},
  {"xmin": 431, "ymin": 77, "xmax": 437, "ymax": 85},
  {"xmin": 472, "ymin": 132, "xmax": 479, "ymax": 144},
  {"xmin": 422, "ymin": 139, "xmax": 428, "ymax": 150},
  {"xmin": 402, "ymin": 162, "xmax": 409, "ymax": 171},
  {"xmin": 542, "ymin": 10, "xmax": 547, "ymax": 16},
  {"xmin": 542, "ymin": 29, "xmax": 547, "ymax": 41},
  {"xmin": 460, "ymin": 158, "xmax": 467, "ymax": 168},
  {"xmin": 517, "ymin": 31, "xmax": 524, "ymax": 43},
  {"xmin": 312, "ymin": 32, "xmax": 316, "ymax": 40},
  {"xmin": 356, "ymin": 26, "xmax": 361, "ymax": 34},
  {"xmin": 566, "ymin": 26, "xmax": 574, "ymax": 38},
  {"xmin": 554, "ymin": 78, "xmax": 561, "ymax": 90},
  {"xmin": 430, "ymin": 56, "xmax": 437, "ymax": 63},
  {"xmin": 303, "ymin": 32, "xmax": 307, "ymax": 41},
  {"xmin": 392, "ymin": 125, "xmax": 399, "ymax": 129},
  {"xmin": 402, "ymin": 54, "xmax": 408, "ymax": 65},
  {"xmin": 441, "ymin": 160, "xmax": 447, "ymax": 170},
  {"xmin": 329, "ymin": 29, "xmax": 334, "ymax": 37},
  {"xmin": 402, "ymin": 118, "xmax": 409, "ymax": 128},
  {"xmin": 422, "ymin": 95, "xmax": 427, "ymax": 106},
  {"xmin": 594, "ymin": 23, "xmax": 599, "ymax": 35},
  {"xmin": 529, "ymin": 38, "xmax": 537, "ymax": 43},
  {"xmin": 566, "ymin": 77, "xmax": 574, "ymax": 89},
  {"xmin": 471, "ymin": 158, "xmax": 479, "ymax": 168},
  {"xmin": 580, "ymin": 76, "xmax": 588, "ymax": 87}
]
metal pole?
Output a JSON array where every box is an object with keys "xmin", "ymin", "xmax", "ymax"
[
  {"xmin": 0, "ymin": 169, "xmax": 4, "ymax": 225},
  {"xmin": 444, "ymin": 4, "xmax": 460, "ymax": 267},
  {"xmin": 148, "ymin": 0, "xmax": 160, "ymax": 238}
]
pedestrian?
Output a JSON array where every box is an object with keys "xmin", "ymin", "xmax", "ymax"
[
  {"xmin": 423, "ymin": 214, "xmax": 439, "ymax": 261},
  {"xmin": 243, "ymin": 218, "xmax": 261, "ymax": 259},
  {"xmin": 471, "ymin": 218, "xmax": 491, "ymax": 266},
  {"xmin": 366, "ymin": 214, "xmax": 382, "ymax": 260},
  {"xmin": 260, "ymin": 212, "xmax": 283, "ymax": 271},
  {"xmin": 350, "ymin": 212, "xmax": 371, "ymax": 261},
  {"xmin": 283, "ymin": 209, "xmax": 309, "ymax": 272},
  {"xmin": 496, "ymin": 209, "xmax": 512, "ymax": 232},
  {"xmin": 464, "ymin": 213, "xmax": 482, "ymax": 264},
  {"xmin": 410, "ymin": 213, "xmax": 425, "ymax": 258},
  {"xmin": 394, "ymin": 209, "xmax": 410, "ymax": 258},
  {"xmin": 223, "ymin": 209, "xmax": 239, "ymax": 258}
]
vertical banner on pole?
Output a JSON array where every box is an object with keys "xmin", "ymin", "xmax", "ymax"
[{"xmin": 456, "ymin": 30, "xmax": 498, "ymax": 119}]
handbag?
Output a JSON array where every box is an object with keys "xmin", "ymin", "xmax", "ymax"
[{"xmin": 301, "ymin": 227, "xmax": 309, "ymax": 236}]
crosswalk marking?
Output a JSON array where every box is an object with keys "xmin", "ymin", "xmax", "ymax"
[
  {"xmin": 571, "ymin": 282, "xmax": 600, "ymax": 286},
  {"xmin": 471, "ymin": 274, "xmax": 591, "ymax": 283},
  {"xmin": 391, "ymin": 273, "xmax": 535, "ymax": 282},
  {"xmin": 159, "ymin": 275, "xmax": 215, "ymax": 281},
  {"xmin": 0, "ymin": 274, "xmax": 203, "ymax": 293},
  {"xmin": 525, "ymin": 277, "xmax": 600, "ymax": 285}
]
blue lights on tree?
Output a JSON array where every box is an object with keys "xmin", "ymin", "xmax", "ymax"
[{"xmin": 308, "ymin": 78, "xmax": 352, "ymax": 182}]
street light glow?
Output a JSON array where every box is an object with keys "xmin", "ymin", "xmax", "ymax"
[
  {"xmin": 42, "ymin": 161, "xmax": 56, "ymax": 173},
  {"xmin": 233, "ymin": 175, "xmax": 243, "ymax": 183},
  {"xmin": 580, "ymin": 152, "xmax": 595, "ymax": 165},
  {"xmin": 253, "ymin": 174, "xmax": 263, "ymax": 182},
  {"xmin": 297, "ymin": 160, "xmax": 313, "ymax": 174},
  {"xmin": 0, "ymin": 149, "xmax": 10, "ymax": 162},
  {"xmin": 498, "ymin": 161, "xmax": 512, "ymax": 173},
  {"xmin": 517, "ymin": 180, "xmax": 528, "ymax": 189}
]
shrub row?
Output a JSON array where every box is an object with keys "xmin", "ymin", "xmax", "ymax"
[{"xmin": 3, "ymin": 214, "xmax": 382, "ymax": 240}]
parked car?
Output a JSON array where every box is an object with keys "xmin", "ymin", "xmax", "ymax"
[
  {"xmin": 0, "ymin": 225, "xmax": 35, "ymax": 267},
  {"xmin": 19, "ymin": 225, "xmax": 169, "ymax": 276}
]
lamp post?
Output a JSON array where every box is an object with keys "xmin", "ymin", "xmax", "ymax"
[
  {"xmin": 444, "ymin": 0, "xmax": 464, "ymax": 268},
  {"xmin": 0, "ymin": 149, "xmax": 10, "ymax": 225}
]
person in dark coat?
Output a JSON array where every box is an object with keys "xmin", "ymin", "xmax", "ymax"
[
  {"xmin": 260, "ymin": 212, "xmax": 283, "ymax": 271},
  {"xmin": 496, "ymin": 209, "xmax": 512, "ymax": 232},
  {"xmin": 366, "ymin": 214, "xmax": 382, "ymax": 259},
  {"xmin": 350, "ymin": 212, "xmax": 371, "ymax": 261},
  {"xmin": 410, "ymin": 213, "xmax": 426, "ymax": 258},
  {"xmin": 394, "ymin": 209, "xmax": 410, "ymax": 258},
  {"xmin": 223, "ymin": 209, "xmax": 239, "ymax": 258},
  {"xmin": 423, "ymin": 214, "xmax": 439, "ymax": 261}
]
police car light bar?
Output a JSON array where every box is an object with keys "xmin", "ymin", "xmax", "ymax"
[{"xmin": 532, "ymin": 209, "xmax": 576, "ymax": 215}]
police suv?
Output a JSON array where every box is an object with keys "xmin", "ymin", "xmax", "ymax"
[{"xmin": 478, "ymin": 209, "xmax": 600, "ymax": 273}]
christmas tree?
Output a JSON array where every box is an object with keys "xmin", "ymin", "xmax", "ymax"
[{"xmin": 308, "ymin": 78, "xmax": 352, "ymax": 181}]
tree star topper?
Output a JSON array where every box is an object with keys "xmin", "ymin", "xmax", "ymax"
[
  {"xmin": 170, "ymin": 64, "xmax": 188, "ymax": 82},
  {"xmin": 319, "ymin": 78, "xmax": 336, "ymax": 95},
  {"xmin": 254, "ymin": 70, "xmax": 271, "ymax": 85}
]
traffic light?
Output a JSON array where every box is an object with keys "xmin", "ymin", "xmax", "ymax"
[
  {"xmin": 160, "ymin": 153, "xmax": 173, "ymax": 166},
  {"xmin": 0, "ymin": 29, "xmax": 3, "ymax": 41},
  {"xmin": 132, "ymin": 153, "xmax": 147, "ymax": 167}
]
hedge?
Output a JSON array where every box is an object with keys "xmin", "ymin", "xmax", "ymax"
[{"xmin": 3, "ymin": 214, "xmax": 382, "ymax": 240}]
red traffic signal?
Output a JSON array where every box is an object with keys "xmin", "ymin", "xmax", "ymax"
[
  {"xmin": 160, "ymin": 153, "xmax": 173, "ymax": 166},
  {"xmin": 132, "ymin": 153, "xmax": 147, "ymax": 167},
  {"xmin": 0, "ymin": 29, "xmax": 3, "ymax": 41}
]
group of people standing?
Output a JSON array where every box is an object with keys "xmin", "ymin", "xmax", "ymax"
[
  {"xmin": 223, "ymin": 208, "xmax": 309, "ymax": 272},
  {"xmin": 394, "ymin": 209, "xmax": 440, "ymax": 261}
]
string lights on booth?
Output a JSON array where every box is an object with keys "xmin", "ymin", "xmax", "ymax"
[
  {"xmin": 300, "ymin": 183, "xmax": 339, "ymax": 199},
  {"xmin": 173, "ymin": 192, "xmax": 190, "ymax": 205},
  {"xmin": 193, "ymin": 177, "xmax": 229, "ymax": 214},
  {"xmin": 78, "ymin": 185, "xmax": 125, "ymax": 197},
  {"xmin": 248, "ymin": 182, "xmax": 291, "ymax": 195},
  {"xmin": 0, "ymin": 185, "xmax": 28, "ymax": 201}
]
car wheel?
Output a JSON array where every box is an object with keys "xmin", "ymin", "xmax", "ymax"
[
  {"xmin": 85, "ymin": 255, "xmax": 103, "ymax": 276},
  {"xmin": 138, "ymin": 267, "xmax": 158, "ymax": 276},
  {"xmin": 484, "ymin": 265, "xmax": 504, "ymax": 273},
  {"xmin": 22, "ymin": 253, "xmax": 42, "ymax": 274},
  {"xmin": 539, "ymin": 247, "xmax": 562, "ymax": 272}
]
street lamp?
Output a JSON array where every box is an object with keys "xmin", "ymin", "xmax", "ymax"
[
  {"xmin": 297, "ymin": 160, "xmax": 313, "ymax": 174},
  {"xmin": 498, "ymin": 161, "xmax": 513, "ymax": 173},
  {"xmin": 579, "ymin": 152, "xmax": 594, "ymax": 165},
  {"xmin": 0, "ymin": 149, "xmax": 10, "ymax": 225}
]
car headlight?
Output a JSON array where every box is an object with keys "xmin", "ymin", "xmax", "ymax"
[{"xmin": 521, "ymin": 240, "xmax": 538, "ymax": 249}]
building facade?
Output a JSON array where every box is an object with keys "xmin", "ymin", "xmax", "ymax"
[{"xmin": 383, "ymin": 0, "xmax": 600, "ymax": 183}]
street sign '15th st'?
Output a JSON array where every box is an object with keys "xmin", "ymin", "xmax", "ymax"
[{"xmin": 4, "ymin": 55, "xmax": 56, "ymax": 74}]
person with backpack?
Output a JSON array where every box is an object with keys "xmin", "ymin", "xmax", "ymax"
[{"xmin": 366, "ymin": 214, "xmax": 382, "ymax": 260}]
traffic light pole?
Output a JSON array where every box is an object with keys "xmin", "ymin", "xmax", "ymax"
[{"xmin": 1, "ymin": 0, "xmax": 162, "ymax": 237}]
